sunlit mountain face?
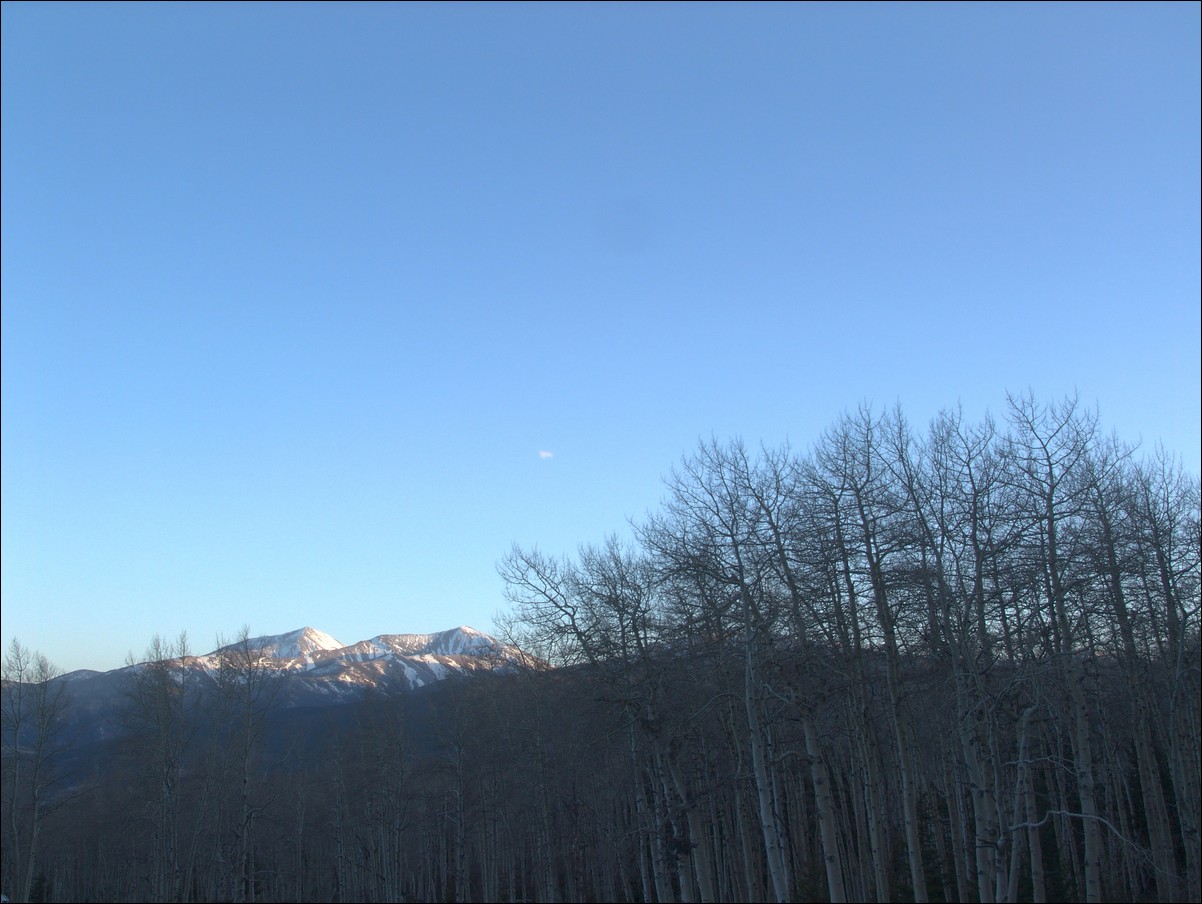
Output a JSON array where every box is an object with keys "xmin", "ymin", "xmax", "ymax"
[{"xmin": 113, "ymin": 625, "xmax": 539, "ymax": 704}]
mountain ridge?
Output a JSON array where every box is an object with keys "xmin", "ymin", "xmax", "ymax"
[{"xmin": 42, "ymin": 625, "xmax": 535, "ymax": 721}]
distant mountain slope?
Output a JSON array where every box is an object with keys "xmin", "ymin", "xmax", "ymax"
[
  {"xmin": 2, "ymin": 625, "xmax": 544, "ymax": 806},
  {"xmin": 32, "ymin": 625, "xmax": 536, "ymax": 742}
]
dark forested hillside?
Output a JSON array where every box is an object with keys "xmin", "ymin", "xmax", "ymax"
[{"xmin": 3, "ymin": 394, "xmax": 1199, "ymax": 903}]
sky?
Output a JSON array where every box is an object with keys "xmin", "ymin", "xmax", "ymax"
[{"xmin": 3, "ymin": 1, "xmax": 1199, "ymax": 675}]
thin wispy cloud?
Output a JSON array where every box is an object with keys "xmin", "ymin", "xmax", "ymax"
[{"xmin": 538, "ymin": 450, "xmax": 554, "ymax": 459}]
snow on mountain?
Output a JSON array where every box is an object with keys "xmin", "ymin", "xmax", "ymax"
[
  {"xmin": 344, "ymin": 626, "xmax": 505, "ymax": 660},
  {"xmin": 239, "ymin": 626, "xmax": 346, "ymax": 663},
  {"xmin": 126, "ymin": 625, "xmax": 537, "ymax": 704}
]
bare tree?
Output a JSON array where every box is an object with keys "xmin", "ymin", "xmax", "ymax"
[
  {"xmin": 121, "ymin": 632, "xmax": 197, "ymax": 902},
  {"xmin": 813, "ymin": 408, "xmax": 932, "ymax": 902},
  {"xmin": 1005, "ymin": 391, "xmax": 1107, "ymax": 903},
  {"xmin": 1, "ymin": 640, "xmax": 71, "ymax": 904},
  {"xmin": 210, "ymin": 627, "xmax": 284, "ymax": 903},
  {"xmin": 640, "ymin": 438, "xmax": 795, "ymax": 903},
  {"xmin": 1131, "ymin": 449, "xmax": 1202, "ymax": 900}
]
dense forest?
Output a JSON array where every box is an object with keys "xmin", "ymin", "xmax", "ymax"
[{"xmin": 3, "ymin": 393, "xmax": 1199, "ymax": 903}]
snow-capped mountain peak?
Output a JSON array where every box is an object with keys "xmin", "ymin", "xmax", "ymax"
[
  {"xmin": 169, "ymin": 625, "xmax": 534, "ymax": 703},
  {"xmin": 245, "ymin": 626, "xmax": 346, "ymax": 661}
]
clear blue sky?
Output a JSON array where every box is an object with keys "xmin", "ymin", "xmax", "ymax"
[{"xmin": 3, "ymin": 2, "xmax": 1199, "ymax": 674}]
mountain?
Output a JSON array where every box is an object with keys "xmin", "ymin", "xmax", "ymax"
[
  {"xmin": 19, "ymin": 625, "xmax": 534, "ymax": 749},
  {"xmin": 0, "ymin": 625, "xmax": 541, "ymax": 810},
  {"xmin": 139, "ymin": 624, "xmax": 532, "ymax": 702},
  {"xmin": 218, "ymin": 624, "xmax": 537, "ymax": 705}
]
